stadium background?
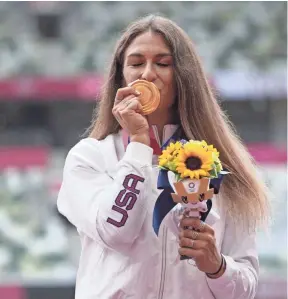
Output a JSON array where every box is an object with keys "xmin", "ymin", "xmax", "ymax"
[{"xmin": 0, "ymin": 1, "xmax": 286, "ymax": 299}]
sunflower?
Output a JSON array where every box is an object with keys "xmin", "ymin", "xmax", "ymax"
[
  {"xmin": 195, "ymin": 140, "xmax": 218, "ymax": 155},
  {"xmin": 158, "ymin": 141, "xmax": 182, "ymax": 170},
  {"xmin": 175, "ymin": 141, "xmax": 215, "ymax": 180},
  {"xmin": 200, "ymin": 140, "xmax": 223, "ymax": 174}
]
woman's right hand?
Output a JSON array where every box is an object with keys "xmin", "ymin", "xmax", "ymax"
[{"xmin": 112, "ymin": 87, "xmax": 150, "ymax": 145}]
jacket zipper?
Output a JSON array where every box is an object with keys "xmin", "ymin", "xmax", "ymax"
[{"xmin": 158, "ymin": 226, "xmax": 168, "ymax": 299}]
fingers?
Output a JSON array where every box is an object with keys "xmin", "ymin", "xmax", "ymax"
[
  {"xmin": 112, "ymin": 86, "xmax": 148, "ymax": 135},
  {"xmin": 113, "ymin": 97, "xmax": 142, "ymax": 117},
  {"xmin": 180, "ymin": 229, "xmax": 215, "ymax": 242},
  {"xmin": 178, "ymin": 234, "xmax": 217, "ymax": 260},
  {"xmin": 113, "ymin": 97, "xmax": 143, "ymax": 128},
  {"xmin": 114, "ymin": 87, "xmax": 141, "ymax": 106},
  {"xmin": 180, "ymin": 218, "xmax": 214, "ymax": 236},
  {"xmin": 113, "ymin": 94, "xmax": 133, "ymax": 121},
  {"xmin": 178, "ymin": 247, "xmax": 202, "ymax": 259},
  {"xmin": 119, "ymin": 98, "xmax": 143, "ymax": 113},
  {"xmin": 179, "ymin": 238, "xmax": 207, "ymax": 250}
]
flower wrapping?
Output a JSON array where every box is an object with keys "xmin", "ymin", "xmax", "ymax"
[{"xmin": 158, "ymin": 139, "xmax": 229, "ymax": 260}]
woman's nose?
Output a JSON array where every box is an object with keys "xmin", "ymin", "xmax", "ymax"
[{"xmin": 141, "ymin": 63, "xmax": 157, "ymax": 82}]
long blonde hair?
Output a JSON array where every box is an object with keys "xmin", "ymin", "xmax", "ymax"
[{"xmin": 87, "ymin": 15, "xmax": 270, "ymax": 231}]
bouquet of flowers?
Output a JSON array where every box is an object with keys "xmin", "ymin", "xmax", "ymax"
[{"xmin": 158, "ymin": 139, "xmax": 228, "ymax": 259}]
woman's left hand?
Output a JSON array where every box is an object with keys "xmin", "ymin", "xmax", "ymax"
[{"xmin": 178, "ymin": 217, "xmax": 225, "ymax": 277}]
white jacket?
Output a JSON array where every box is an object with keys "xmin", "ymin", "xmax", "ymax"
[{"xmin": 57, "ymin": 125, "xmax": 259, "ymax": 299}]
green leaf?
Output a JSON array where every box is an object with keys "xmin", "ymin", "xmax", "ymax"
[
  {"xmin": 175, "ymin": 173, "xmax": 182, "ymax": 182},
  {"xmin": 216, "ymin": 163, "xmax": 222, "ymax": 173},
  {"xmin": 209, "ymin": 164, "xmax": 218, "ymax": 177}
]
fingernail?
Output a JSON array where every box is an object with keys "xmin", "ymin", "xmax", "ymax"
[{"xmin": 136, "ymin": 90, "xmax": 141, "ymax": 95}]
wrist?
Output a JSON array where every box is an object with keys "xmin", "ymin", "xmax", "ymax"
[
  {"xmin": 130, "ymin": 134, "xmax": 150, "ymax": 146},
  {"xmin": 206, "ymin": 255, "xmax": 226, "ymax": 279}
]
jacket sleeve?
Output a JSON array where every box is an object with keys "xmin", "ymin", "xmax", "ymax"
[
  {"xmin": 57, "ymin": 138, "xmax": 155, "ymax": 255},
  {"xmin": 206, "ymin": 211, "xmax": 259, "ymax": 299}
]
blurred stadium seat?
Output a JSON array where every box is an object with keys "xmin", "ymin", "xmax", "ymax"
[{"xmin": 0, "ymin": 2, "xmax": 286, "ymax": 77}]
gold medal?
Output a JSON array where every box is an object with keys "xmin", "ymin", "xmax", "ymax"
[{"xmin": 130, "ymin": 80, "xmax": 160, "ymax": 115}]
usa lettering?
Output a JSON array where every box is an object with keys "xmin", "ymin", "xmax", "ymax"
[{"xmin": 107, "ymin": 174, "xmax": 144, "ymax": 227}]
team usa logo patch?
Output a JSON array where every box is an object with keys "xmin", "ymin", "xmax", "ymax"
[{"xmin": 107, "ymin": 174, "xmax": 144, "ymax": 227}]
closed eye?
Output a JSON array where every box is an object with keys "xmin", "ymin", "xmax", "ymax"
[
  {"xmin": 157, "ymin": 63, "xmax": 170, "ymax": 67},
  {"xmin": 130, "ymin": 63, "xmax": 170, "ymax": 67},
  {"xmin": 131, "ymin": 63, "xmax": 143, "ymax": 67}
]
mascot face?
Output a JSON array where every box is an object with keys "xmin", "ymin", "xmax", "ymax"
[
  {"xmin": 181, "ymin": 180, "xmax": 208, "ymax": 212},
  {"xmin": 168, "ymin": 173, "xmax": 214, "ymax": 218}
]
